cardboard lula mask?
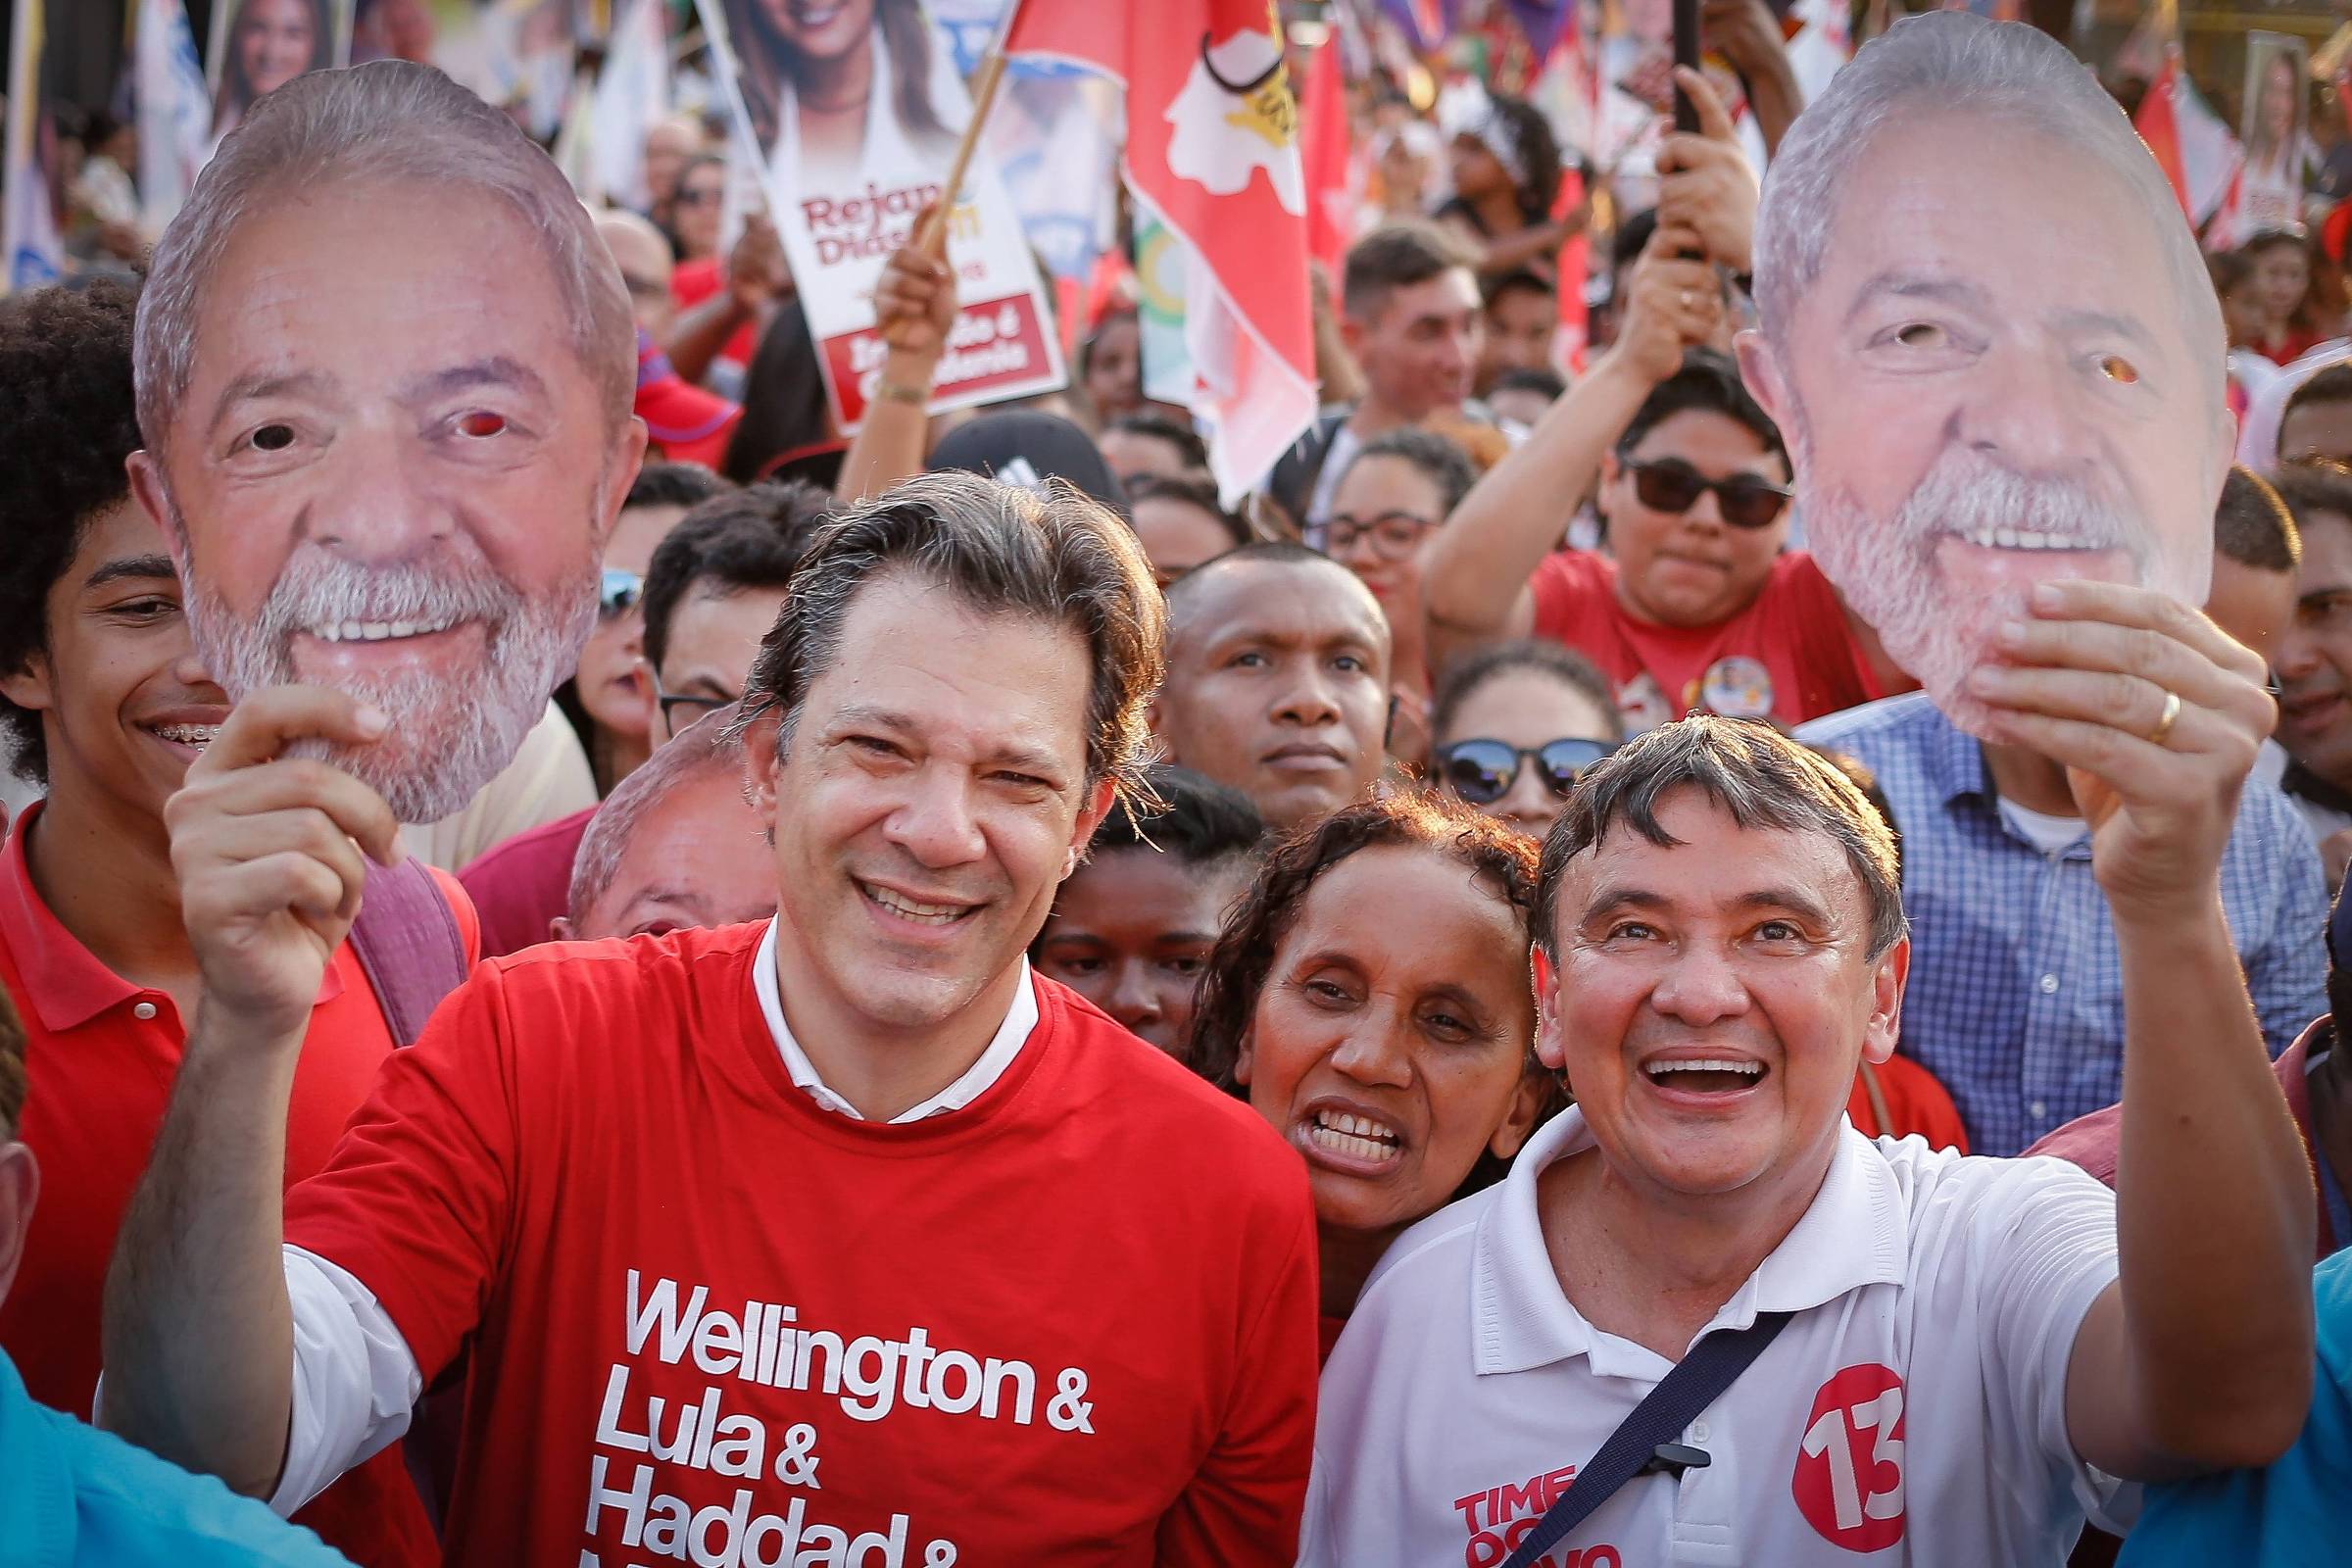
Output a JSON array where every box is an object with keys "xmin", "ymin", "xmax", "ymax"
[
  {"xmin": 133, "ymin": 59, "xmax": 641, "ymax": 825},
  {"xmin": 1740, "ymin": 12, "xmax": 2228, "ymax": 740}
]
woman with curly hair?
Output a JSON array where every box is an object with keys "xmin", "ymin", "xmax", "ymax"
[
  {"xmin": 1188, "ymin": 793, "xmax": 1559, "ymax": 1357},
  {"xmin": 1435, "ymin": 94, "xmax": 1586, "ymax": 281}
]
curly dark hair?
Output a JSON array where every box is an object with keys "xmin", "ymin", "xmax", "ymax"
[
  {"xmin": 1187, "ymin": 791, "xmax": 1559, "ymax": 1199},
  {"xmin": 0, "ymin": 278, "xmax": 144, "ymax": 784},
  {"xmin": 1489, "ymin": 95, "xmax": 1565, "ymax": 225},
  {"xmin": 1188, "ymin": 792, "xmax": 1544, "ymax": 1089}
]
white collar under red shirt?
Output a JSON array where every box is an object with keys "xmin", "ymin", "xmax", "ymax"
[{"xmin": 750, "ymin": 916, "xmax": 1040, "ymax": 1123}]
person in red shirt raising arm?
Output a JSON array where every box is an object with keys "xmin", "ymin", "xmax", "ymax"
[
  {"xmin": 1420, "ymin": 74, "xmax": 1907, "ymax": 734},
  {"xmin": 98, "ymin": 471, "xmax": 1321, "ymax": 1566}
]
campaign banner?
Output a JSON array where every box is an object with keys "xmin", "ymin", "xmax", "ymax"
[
  {"xmin": 352, "ymin": 0, "xmax": 577, "ymax": 137},
  {"xmin": 3, "ymin": 0, "xmax": 65, "ymax": 293},
  {"xmin": 139, "ymin": 0, "xmax": 213, "ymax": 234},
  {"xmin": 208, "ymin": 0, "xmax": 356, "ymax": 144},
  {"xmin": 695, "ymin": 0, "xmax": 1067, "ymax": 430}
]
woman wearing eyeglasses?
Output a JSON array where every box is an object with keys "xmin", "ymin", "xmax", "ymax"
[
  {"xmin": 1428, "ymin": 641, "xmax": 1624, "ymax": 838},
  {"xmin": 1325, "ymin": 427, "xmax": 1479, "ymax": 759},
  {"xmin": 1421, "ymin": 220, "xmax": 1912, "ymax": 736}
]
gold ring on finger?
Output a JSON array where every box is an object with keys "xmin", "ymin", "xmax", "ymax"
[{"xmin": 2147, "ymin": 689, "xmax": 2181, "ymax": 747}]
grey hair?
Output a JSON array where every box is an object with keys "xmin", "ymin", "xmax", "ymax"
[
  {"xmin": 134, "ymin": 59, "xmax": 636, "ymax": 453},
  {"xmin": 1753, "ymin": 12, "xmax": 2223, "ymax": 389},
  {"xmin": 1533, "ymin": 716, "xmax": 1907, "ymax": 962},
  {"xmin": 728, "ymin": 470, "xmax": 1164, "ymax": 806},
  {"xmin": 567, "ymin": 702, "xmax": 746, "ymax": 926}
]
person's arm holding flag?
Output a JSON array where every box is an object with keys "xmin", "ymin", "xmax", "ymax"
[{"xmin": 834, "ymin": 209, "xmax": 957, "ymax": 503}]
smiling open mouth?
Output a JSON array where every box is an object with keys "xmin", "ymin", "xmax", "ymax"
[
  {"xmin": 1943, "ymin": 526, "xmax": 2113, "ymax": 553},
  {"xmin": 858, "ymin": 881, "xmax": 978, "ymax": 927},
  {"xmin": 147, "ymin": 722, "xmax": 220, "ymax": 750},
  {"xmin": 1643, "ymin": 1058, "xmax": 1765, "ymax": 1093},
  {"xmin": 305, "ymin": 614, "xmax": 465, "ymax": 643},
  {"xmin": 1306, "ymin": 1109, "xmax": 1401, "ymax": 1163}
]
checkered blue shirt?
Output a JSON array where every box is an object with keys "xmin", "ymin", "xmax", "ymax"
[{"xmin": 1799, "ymin": 694, "xmax": 2328, "ymax": 1156}]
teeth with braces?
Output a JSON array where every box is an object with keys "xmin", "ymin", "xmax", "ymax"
[{"xmin": 150, "ymin": 723, "xmax": 220, "ymax": 748}]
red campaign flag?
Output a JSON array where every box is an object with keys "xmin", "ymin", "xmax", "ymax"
[
  {"xmin": 1299, "ymin": 36, "xmax": 1352, "ymax": 278},
  {"xmin": 1550, "ymin": 162, "xmax": 1591, "ymax": 375},
  {"xmin": 1005, "ymin": 0, "xmax": 1318, "ymax": 502},
  {"xmin": 2136, "ymin": 56, "xmax": 2191, "ymax": 214}
]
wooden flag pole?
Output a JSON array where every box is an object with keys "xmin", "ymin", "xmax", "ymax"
[{"xmin": 913, "ymin": 0, "xmax": 1021, "ymax": 255}]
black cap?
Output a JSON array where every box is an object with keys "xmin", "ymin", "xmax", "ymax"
[{"xmin": 926, "ymin": 410, "xmax": 1127, "ymax": 516}]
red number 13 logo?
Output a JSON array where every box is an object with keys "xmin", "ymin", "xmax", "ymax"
[{"xmin": 1791, "ymin": 1363, "xmax": 1907, "ymax": 1551}]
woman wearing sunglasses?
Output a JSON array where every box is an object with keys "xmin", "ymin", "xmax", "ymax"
[
  {"xmin": 1187, "ymin": 795, "xmax": 1558, "ymax": 1360},
  {"xmin": 1428, "ymin": 641, "xmax": 1625, "ymax": 838},
  {"xmin": 1421, "ymin": 221, "xmax": 1910, "ymax": 733}
]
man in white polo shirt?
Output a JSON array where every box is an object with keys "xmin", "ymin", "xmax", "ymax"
[{"xmin": 1303, "ymin": 581, "xmax": 2317, "ymax": 1566}]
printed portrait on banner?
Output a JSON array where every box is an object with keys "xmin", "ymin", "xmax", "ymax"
[
  {"xmin": 208, "ymin": 0, "xmax": 353, "ymax": 143},
  {"xmin": 697, "ymin": 0, "xmax": 1067, "ymax": 429},
  {"xmin": 353, "ymin": 0, "xmax": 578, "ymax": 136},
  {"xmin": 2240, "ymin": 31, "xmax": 2312, "ymax": 239},
  {"xmin": 1740, "ymin": 11, "xmax": 2230, "ymax": 739}
]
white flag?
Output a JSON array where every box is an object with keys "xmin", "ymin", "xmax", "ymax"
[
  {"xmin": 137, "ymin": 0, "xmax": 212, "ymax": 234},
  {"xmin": 588, "ymin": 0, "xmax": 673, "ymax": 209},
  {"xmin": 4, "ymin": 0, "xmax": 64, "ymax": 292}
]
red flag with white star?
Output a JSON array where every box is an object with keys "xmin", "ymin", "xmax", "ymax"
[{"xmin": 1005, "ymin": 0, "xmax": 1317, "ymax": 502}]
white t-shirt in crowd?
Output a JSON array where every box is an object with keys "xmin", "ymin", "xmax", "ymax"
[
  {"xmin": 1301, "ymin": 1108, "xmax": 2134, "ymax": 1568},
  {"xmin": 1995, "ymin": 796, "xmax": 2088, "ymax": 857}
]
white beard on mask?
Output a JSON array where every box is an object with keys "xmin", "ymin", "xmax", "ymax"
[
  {"xmin": 181, "ymin": 530, "xmax": 599, "ymax": 825},
  {"xmin": 1795, "ymin": 434, "xmax": 2198, "ymax": 740}
]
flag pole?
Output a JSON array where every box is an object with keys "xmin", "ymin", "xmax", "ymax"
[{"xmin": 914, "ymin": 0, "xmax": 1023, "ymax": 254}]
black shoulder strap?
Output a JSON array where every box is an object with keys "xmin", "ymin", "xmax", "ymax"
[{"xmin": 1500, "ymin": 1310, "xmax": 1795, "ymax": 1568}]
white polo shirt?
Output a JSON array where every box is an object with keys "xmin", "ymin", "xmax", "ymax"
[{"xmin": 1301, "ymin": 1108, "xmax": 2137, "ymax": 1567}]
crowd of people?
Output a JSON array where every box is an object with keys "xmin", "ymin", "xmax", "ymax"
[{"xmin": 0, "ymin": 5, "xmax": 2347, "ymax": 1566}]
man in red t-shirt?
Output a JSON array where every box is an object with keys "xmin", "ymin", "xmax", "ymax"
[
  {"xmin": 102, "ymin": 471, "xmax": 1320, "ymax": 1565},
  {"xmin": 0, "ymin": 280, "xmax": 466, "ymax": 1568},
  {"xmin": 1424, "ymin": 217, "xmax": 1908, "ymax": 736}
]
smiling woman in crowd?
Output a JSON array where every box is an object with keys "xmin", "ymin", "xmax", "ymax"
[{"xmin": 1187, "ymin": 793, "xmax": 1557, "ymax": 1358}]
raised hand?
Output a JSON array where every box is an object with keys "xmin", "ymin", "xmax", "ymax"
[
  {"xmin": 1655, "ymin": 66, "xmax": 1757, "ymax": 274},
  {"xmin": 1611, "ymin": 220, "xmax": 1725, "ymax": 386},
  {"xmin": 872, "ymin": 201, "xmax": 958, "ymax": 365},
  {"xmin": 1963, "ymin": 581, "xmax": 2277, "ymax": 917},
  {"xmin": 165, "ymin": 686, "xmax": 406, "ymax": 1034},
  {"xmin": 725, "ymin": 213, "xmax": 794, "ymax": 317}
]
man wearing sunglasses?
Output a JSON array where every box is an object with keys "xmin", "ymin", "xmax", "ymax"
[
  {"xmin": 460, "ymin": 482, "xmax": 826, "ymax": 956},
  {"xmin": 1422, "ymin": 227, "xmax": 1906, "ymax": 736}
]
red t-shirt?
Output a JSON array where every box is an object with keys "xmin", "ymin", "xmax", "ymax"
[
  {"xmin": 0, "ymin": 801, "xmax": 477, "ymax": 1568},
  {"xmin": 1527, "ymin": 549, "xmax": 1883, "ymax": 732},
  {"xmin": 671, "ymin": 257, "xmax": 759, "ymax": 367},
  {"xmin": 1846, "ymin": 1054, "xmax": 1970, "ymax": 1153},
  {"xmin": 283, "ymin": 924, "xmax": 1320, "ymax": 1566},
  {"xmin": 459, "ymin": 803, "xmax": 595, "ymax": 957}
]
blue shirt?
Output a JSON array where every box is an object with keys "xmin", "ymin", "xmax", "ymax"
[
  {"xmin": 0, "ymin": 1348, "xmax": 352, "ymax": 1568},
  {"xmin": 2117, "ymin": 1248, "xmax": 2351, "ymax": 1565},
  {"xmin": 1799, "ymin": 694, "xmax": 2328, "ymax": 1155}
]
